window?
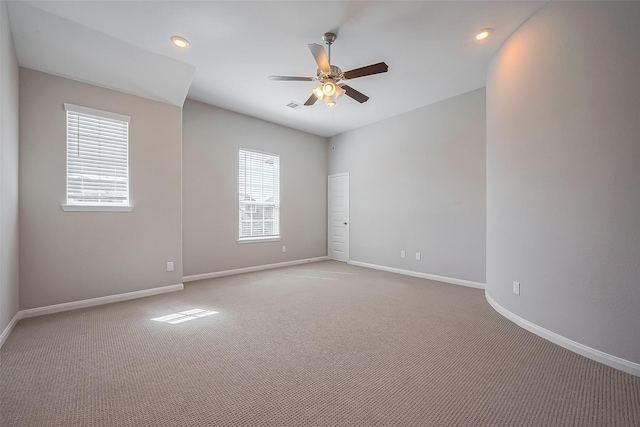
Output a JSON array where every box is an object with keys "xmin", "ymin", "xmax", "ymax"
[
  {"xmin": 239, "ymin": 148, "xmax": 280, "ymax": 241},
  {"xmin": 62, "ymin": 103, "xmax": 132, "ymax": 212}
]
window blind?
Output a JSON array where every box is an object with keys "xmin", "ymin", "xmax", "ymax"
[
  {"xmin": 65, "ymin": 104, "xmax": 130, "ymax": 206},
  {"xmin": 239, "ymin": 148, "xmax": 280, "ymax": 240}
]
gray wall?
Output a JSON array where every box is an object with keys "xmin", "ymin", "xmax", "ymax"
[
  {"xmin": 182, "ymin": 99, "xmax": 327, "ymax": 276},
  {"xmin": 486, "ymin": 1, "xmax": 640, "ymax": 363},
  {"xmin": 19, "ymin": 68, "xmax": 183, "ymax": 309},
  {"xmin": 329, "ymin": 88, "xmax": 486, "ymax": 284},
  {"xmin": 1, "ymin": 1, "xmax": 20, "ymax": 332}
]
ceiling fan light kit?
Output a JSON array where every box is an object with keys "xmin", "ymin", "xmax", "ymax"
[
  {"xmin": 269, "ymin": 32, "xmax": 388, "ymax": 108},
  {"xmin": 321, "ymin": 81, "xmax": 336, "ymax": 97}
]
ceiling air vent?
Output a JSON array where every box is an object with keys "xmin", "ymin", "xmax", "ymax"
[{"xmin": 286, "ymin": 101, "xmax": 302, "ymax": 109}]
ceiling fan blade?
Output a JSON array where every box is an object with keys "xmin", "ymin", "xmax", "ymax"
[
  {"xmin": 308, "ymin": 43, "xmax": 331, "ymax": 73},
  {"xmin": 304, "ymin": 93, "xmax": 318, "ymax": 106},
  {"xmin": 340, "ymin": 84, "xmax": 369, "ymax": 103},
  {"xmin": 268, "ymin": 75, "xmax": 316, "ymax": 81},
  {"xmin": 343, "ymin": 62, "xmax": 388, "ymax": 80}
]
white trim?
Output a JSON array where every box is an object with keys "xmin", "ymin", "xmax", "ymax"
[
  {"xmin": 0, "ymin": 283, "xmax": 183, "ymax": 349},
  {"xmin": 0, "ymin": 312, "xmax": 22, "ymax": 349},
  {"xmin": 237, "ymin": 237, "xmax": 280, "ymax": 244},
  {"xmin": 348, "ymin": 260, "xmax": 486, "ymax": 289},
  {"xmin": 238, "ymin": 146, "xmax": 278, "ymax": 158},
  {"xmin": 19, "ymin": 283, "xmax": 184, "ymax": 319},
  {"xmin": 328, "ymin": 172, "xmax": 350, "ymax": 178},
  {"xmin": 64, "ymin": 103, "xmax": 130, "ymax": 123},
  {"xmin": 183, "ymin": 256, "xmax": 330, "ymax": 282},
  {"xmin": 61, "ymin": 204, "xmax": 134, "ymax": 212},
  {"xmin": 485, "ymin": 292, "xmax": 640, "ymax": 377}
]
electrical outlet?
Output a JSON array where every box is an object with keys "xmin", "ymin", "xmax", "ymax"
[
  {"xmin": 167, "ymin": 261, "xmax": 174, "ymax": 272},
  {"xmin": 400, "ymin": 250, "xmax": 405, "ymax": 259},
  {"xmin": 415, "ymin": 252, "xmax": 421, "ymax": 260},
  {"xmin": 282, "ymin": 245, "xmax": 287, "ymax": 253},
  {"xmin": 513, "ymin": 281, "xmax": 520, "ymax": 295}
]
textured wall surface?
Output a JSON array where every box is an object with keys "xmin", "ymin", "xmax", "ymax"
[
  {"xmin": 329, "ymin": 88, "xmax": 486, "ymax": 284},
  {"xmin": 486, "ymin": 1, "xmax": 640, "ymax": 363},
  {"xmin": 19, "ymin": 69, "xmax": 183, "ymax": 309},
  {"xmin": 182, "ymin": 99, "xmax": 327, "ymax": 276},
  {"xmin": 0, "ymin": 1, "xmax": 20, "ymax": 333}
]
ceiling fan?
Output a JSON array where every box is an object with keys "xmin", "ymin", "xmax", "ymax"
[{"xmin": 269, "ymin": 32, "xmax": 388, "ymax": 108}]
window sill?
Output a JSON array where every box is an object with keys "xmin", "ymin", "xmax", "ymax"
[
  {"xmin": 61, "ymin": 204, "xmax": 134, "ymax": 212},
  {"xmin": 237, "ymin": 237, "xmax": 281, "ymax": 244}
]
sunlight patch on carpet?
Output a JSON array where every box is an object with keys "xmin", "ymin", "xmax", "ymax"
[{"xmin": 151, "ymin": 309, "xmax": 219, "ymax": 324}]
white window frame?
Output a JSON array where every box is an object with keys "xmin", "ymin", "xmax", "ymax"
[
  {"xmin": 61, "ymin": 103, "xmax": 133, "ymax": 212},
  {"xmin": 238, "ymin": 148, "xmax": 280, "ymax": 243}
]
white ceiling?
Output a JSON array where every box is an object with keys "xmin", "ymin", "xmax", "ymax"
[{"xmin": 7, "ymin": 0, "xmax": 546, "ymax": 137}]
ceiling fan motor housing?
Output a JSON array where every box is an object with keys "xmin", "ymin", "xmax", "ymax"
[{"xmin": 317, "ymin": 65, "xmax": 343, "ymax": 83}]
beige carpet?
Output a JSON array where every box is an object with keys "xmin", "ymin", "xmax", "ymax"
[{"xmin": 1, "ymin": 261, "xmax": 638, "ymax": 426}]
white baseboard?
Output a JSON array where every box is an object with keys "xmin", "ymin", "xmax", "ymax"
[
  {"xmin": 0, "ymin": 283, "xmax": 183, "ymax": 349},
  {"xmin": 19, "ymin": 283, "xmax": 184, "ymax": 320},
  {"xmin": 0, "ymin": 311, "xmax": 22, "ymax": 349},
  {"xmin": 182, "ymin": 256, "xmax": 330, "ymax": 283},
  {"xmin": 347, "ymin": 260, "xmax": 486, "ymax": 290},
  {"xmin": 485, "ymin": 292, "xmax": 640, "ymax": 377}
]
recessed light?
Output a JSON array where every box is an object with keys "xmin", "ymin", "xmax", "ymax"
[
  {"xmin": 171, "ymin": 35, "xmax": 189, "ymax": 49},
  {"xmin": 474, "ymin": 29, "xmax": 492, "ymax": 41}
]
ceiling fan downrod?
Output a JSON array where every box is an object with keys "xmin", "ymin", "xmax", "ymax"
[{"xmin": 323, "ymin": 32, "xmax": 336, "ymax": 64}]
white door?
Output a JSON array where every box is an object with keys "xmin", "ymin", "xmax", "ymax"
[{"xmin": 328, "ymin": 173, "xmax": 349, "ymax": 262}]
